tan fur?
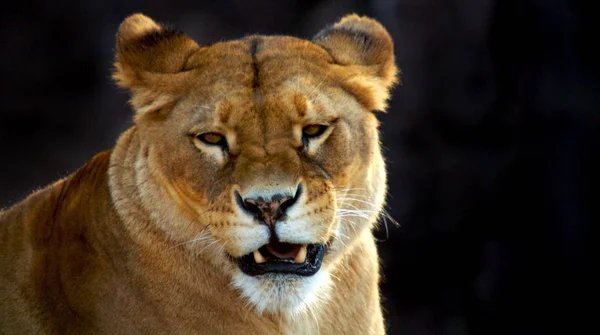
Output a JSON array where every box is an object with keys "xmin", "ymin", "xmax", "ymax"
[{"xmin": 0, "ymin": 13, "xmax": 398, "ymax": 334}]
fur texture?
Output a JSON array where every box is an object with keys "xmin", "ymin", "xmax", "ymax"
[{"xmin": 0, "ymin": 13, "xmax": 398, "ymax": 334}]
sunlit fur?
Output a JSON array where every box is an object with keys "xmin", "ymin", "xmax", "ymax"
[{"xmin": 0, "ymin": 13, "xmax": 398, "ymax": 334}]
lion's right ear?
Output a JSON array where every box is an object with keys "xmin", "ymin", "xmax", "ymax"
[{"xmin": 113, "ymin": 14, "xmax": 200, "ymax": 114}]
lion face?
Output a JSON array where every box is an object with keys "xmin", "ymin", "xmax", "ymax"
[{"xmin": 112, "ymin": 14, "xmax": 397, "ymax": 317}]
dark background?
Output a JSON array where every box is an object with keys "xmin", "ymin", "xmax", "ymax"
[{"xmin": 0, "ymin": 0, "xmax": 596, "ymax": 333}]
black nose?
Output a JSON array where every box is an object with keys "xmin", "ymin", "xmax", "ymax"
[{"xmin": 235, "ymin": 184, "xmax": 303, "ymax": 226}]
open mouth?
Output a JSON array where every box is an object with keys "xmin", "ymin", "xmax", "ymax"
[{"xmin": 236, "ymin": 242, "xmax": 325, "ymax": 276}]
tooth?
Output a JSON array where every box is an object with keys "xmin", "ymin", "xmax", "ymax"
[
  {"xmin": 254, "ymin": 250, "xmax": 267, "ymax": 264},
  {"xmin": 294, "ymin": 245, "xmax": 307, "ymax": 264}
]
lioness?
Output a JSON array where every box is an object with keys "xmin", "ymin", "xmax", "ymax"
[{"xmin": 0, "ymin": 13, "xmax": 398, "ymax": 334}]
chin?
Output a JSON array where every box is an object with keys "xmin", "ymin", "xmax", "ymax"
[
  {"xmin": 231, "ymin": 268, "xmax": 333, "ymax": 319},
  {"xmin": 229, "ymin": 237, "xmax": 333, "ymax": 317}
]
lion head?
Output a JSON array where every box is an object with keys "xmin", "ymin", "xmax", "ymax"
[{"xmin": 109, "ymin": 13, "xmax": 397, "ymax": 318}]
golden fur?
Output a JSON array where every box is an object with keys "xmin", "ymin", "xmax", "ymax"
[{"xmin": 0, "ymin": 13, "xmax": 398, "ymax": 334}]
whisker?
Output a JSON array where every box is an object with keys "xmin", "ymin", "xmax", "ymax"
[
  {"xmin": 338, "ymin": 213, "xmax": 371, "ymax": 219},
  {"xmin": 337, "ymin": 214, "xmax": 371, "ymax": 220},
  {"xmin": 170, "ymin": 233, "xmax": 213, "ymax": 249},
  {"xmin": 337, "ymin": 209, "xmax": 379, "ymax": 216},
  {"xmin": 337, "ymin": 207, "xmax": 379, "ymax": 213},
  {"xmin": 336, "ymin": 193, "xmax": 371, "ymax": 200},
  {"xmin": 336, "ymin": 202, "xmax": 363, "ymax": 212},
  {"xmin": 338, "ymin": 217, "xmax": 360, "ymax": 236},
  {"xmin": 338, "ymin": 210, "xmax": 373, "ymax": 216},
  {"xmin": 380, "ymin": 208, "xmax": 399, "ymax": 226},
  {"xmin": 335, "ymin": 194, "xmax": 369, "ymax": 199},
  {"xmin": 333, "ymin": 187, "xmax": 367, "ymax": 191},
  {"xmin": 380, "ymin": 213, "xmax": 390, "ymax": 241},
  {"xmin": 373, "ymin": 208, "xmax": 399, "ymax": 242},
  {"xmin": 337, "ymin": 211, "xmax": 372, "ymax": 217},
  {"xmin": 337, "ymin": 196, "xmax": 376, "ymax": 204},
  {"xmin": 190, "ymin": 209, "xmax": 213, "ymax": 228},
  {"xmin": 339, "ymin": 216, "xmax": 372, "ymax": 222},
  {"xmin": 337, "ymin": 199, "xmax": 378, "ymax": 210},
  {"xmin": 332, "ymin": 229, "xmax": 349, "ymax": 248},
  {"xmin": 308, "ymin": 67, "xmax": 332, "ymax": 100},
  {"xmin": 334, "ymin": 230, "xmax": 350, "ymax": 240},
  {"xmin": 197, "ymin": 239, "xmax": 221, "ymax": 254}
]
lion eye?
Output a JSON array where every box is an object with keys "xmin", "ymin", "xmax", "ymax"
[
  {"xmin": 196, "ymin": 132, "xmax": 226, "ymax": 146},
  {"xmin": 302, "ymin": 124, "xmax": 328, "ymax": 138}
]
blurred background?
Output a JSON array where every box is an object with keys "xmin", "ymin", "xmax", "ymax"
[{"xmin": 0, "ymin": 0, "xmax": 596, "ymax": 333}]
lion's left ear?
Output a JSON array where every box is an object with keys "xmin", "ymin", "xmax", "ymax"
[
  {"xmin": 313, "ymin": 14, "xmax": 399, "ymax": 111},
  {"xmin": 113, "ymin": 13, "xmax": 200, "ymax": 115}
]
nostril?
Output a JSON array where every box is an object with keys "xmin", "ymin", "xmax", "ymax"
[
  {"xmin": 235, "ymin": 191, "xmax": 260, "ymax": 216},
  {"xmin": 278, "ymin": 197, "xmax": 296, "ymax": 213},
  {"xmin": 234, "ymin": 190, "xmax": 244, "ymax": 208},
  {"xmin": 294, "ymin": 183, "xmax": 303, "ymax": 200},
  {"xmin": 279, "ymin": 183, "xmax": 303, "ymax": 213},
  {"xmin": 235, "ymin": 191, "xmax": 255, "ymax": 215},
  {"xmin": 243, "ymin": 199, "xmax": 261, "ymax": 215}
]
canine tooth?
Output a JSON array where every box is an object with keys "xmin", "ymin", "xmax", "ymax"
[
  {"xmin": 253, "ymin": 250, "xmax": 267, "ymax": 264},
  {"xmin": 294, "ymin": 245, "xmax": 307, "ymax": 264}
]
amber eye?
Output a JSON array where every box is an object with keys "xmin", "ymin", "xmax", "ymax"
[
  {"xmin": 302, "ymin": 124, "xmax": 328, "ymax": 138},
  {"xmin": 196, "ymin": 132, "xmax": 226, "ymax": 146}
]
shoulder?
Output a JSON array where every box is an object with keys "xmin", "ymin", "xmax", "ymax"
[{"xmin": 0, "ymin": 150, "xmax": 113, "ymax": 238}]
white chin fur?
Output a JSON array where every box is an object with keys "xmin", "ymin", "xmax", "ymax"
[{"xmin": 231, "ymin": 269, "xmax": 332, "ymax": 320}]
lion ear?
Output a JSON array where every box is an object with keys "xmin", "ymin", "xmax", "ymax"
[
  {"xmin": 313, "ymin": 14, "xmax": 399, "ymax": 111},
  {"xmin": 113, "ymin": 14, "xmax": 200, "ymax": 114}
]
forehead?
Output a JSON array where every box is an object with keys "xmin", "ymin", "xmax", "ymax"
[
  {"xmin": 178, "ymin": 36, "xmax": 343, "ymax": 125},
  {"xmin": 184, "ymin": 35, "xmax": 334, "ymax": 91}
]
